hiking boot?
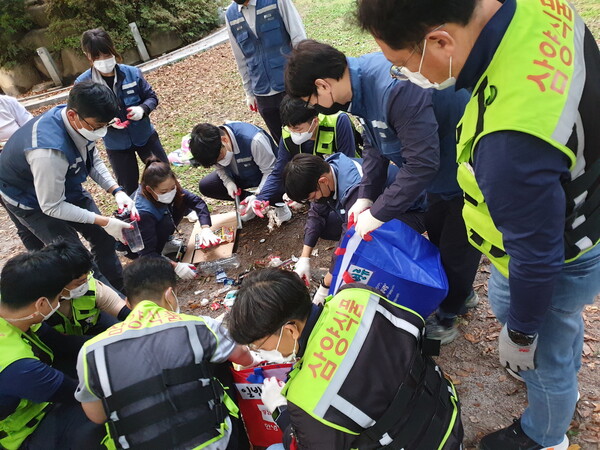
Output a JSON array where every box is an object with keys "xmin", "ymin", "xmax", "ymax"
[
  {"xmin": 479, "ymin": 418, "xmax": 568, "ymax": 450},
  {"xmin": 425, "ymin": 314, "xmax": 459, "ymax": 345},
  {"xmin": 464, "ymin": 290, "xmax": 480, "ymax": 309}
]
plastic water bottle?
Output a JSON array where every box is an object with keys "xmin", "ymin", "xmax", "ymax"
[{"xmin": 196, "ymin": 254, "xmax": 241, "ymax": 274}]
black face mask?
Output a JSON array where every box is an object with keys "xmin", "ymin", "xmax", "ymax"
[
  {"xmin": 233, "ymin": 0, "xmax": 246, "ymax": 4},
  {"xmin": 312, "ymin": 101, "xmax": 350, "ymax": 115},
  {"xmin": 314, "ymin": 184, "xmax": 333, "ymax": 204}
]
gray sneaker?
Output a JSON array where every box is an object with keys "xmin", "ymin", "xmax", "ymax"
[
  {"xmin": 425, "ymin": 314, "xmax": 459, "ymax": 345},
  {"xmin": 162, "ymin": 237, "xmax": 183, "ymax": 256},
  {"xmin": 464, "ymin": 290, "xmax": 480, "ymax": 309}
]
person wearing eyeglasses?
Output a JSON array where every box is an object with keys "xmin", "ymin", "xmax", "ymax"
[
  {"xmin": 0, "ymin": 81, "xmax": 135, "ymax": 292},
  {"xmin": 285, "ymin": 40, "xmax": 481, "ymax": 343},
  {"xmin": 75, "ymin": 28, "xmax": 170, "ymax": 195},
  {"xmin": 189, "ymin": 121, "xmax": 277, "ymax": 221}
]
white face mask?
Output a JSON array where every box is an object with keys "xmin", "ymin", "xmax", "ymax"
[
  {"xmin": 290, "ymin": 119, "xmax": 317, "ymax": 145},
  {"xmin": 93, "ymin": 56, "xmax": 116, "ymax": 74},
  {"xmin": 77, "ymin": 125, "xmax": 108, "ymax": 141},
  {"xmin": 218, "ymin": 149, "xmax": 233, "ymax": 167},
  {"xmin": 166, "ymin": 289, "xmax": 181, "ymax": 314},
  {"xmin": 399, "ymin": 39, "xmax": 456, "ymax": 90},
  {"xmin": 153, "ymin": 187, "xmax": 177, "ymax": 204},
  {"xmin": 256, "ymin": 326, "xmax": 297, "ymax": 364},
  {"xmin": 41, "ymin": 298, "xmax": 60, "ymax": 321},
  {"xmin": 62, "ymin": 281, "xmax": 90, "ymax": 300}
]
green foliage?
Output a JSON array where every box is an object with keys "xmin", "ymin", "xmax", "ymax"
[
  {"xmin": 46, "ymin": 0, "xmax": 222, "ymax": 53},
  {"xmin": 0, "ymin": 0, "xmax": 34, "ymax": 67}
]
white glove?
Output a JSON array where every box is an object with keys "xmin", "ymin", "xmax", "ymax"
[
  {"xmin": 246, "ymin": 95, "xmax": 258, "ymax": 112},
  {"xmin": 354, "ymin": 209, "xmax": 384, "ymax": 240},
  {"xmin": 312, "ymin": 284, "xmax": 330, "ymax": 306},
  {"xmin": 223, "ymin": 179, "xmax": 239, "ymax": 199},
  {"xmin": 114, "ymin": 190, "xmax": 140, "ymax": 221},
  {"xmin": 499, "ymin": 324, "xmax": 538, "ymax": 372},
  {"xmin": 294, "ymin": 257, "xmax": 311, "ymax": 285},
  {"xmin": 347, "ymin": 198, "xmax": 373, "ymax": 227},
  {"xmin": 199, "ymin": 227, "xmax": 221, "ymax": 248},
  {"xmin": 102, "ymin": 218, "xmax": 132, "ymax": 244},
  {"xmin": 240, "ymin": 195, "xmax": 269, "ymax": 218},
  {"xmin": 175, "ymin": 262, "xmax": 197, "ymax": 280},
  {"xmin": 126, "ymin": 106, "xmax": 145, "ymax": 121},
  {"xmin": 261, "ymin": 377, "xmax": 287, "ymax": 413}
]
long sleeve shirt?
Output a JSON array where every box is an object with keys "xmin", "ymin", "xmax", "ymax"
[
  {"xmin": 0, "ymin": 95, "xmax": 32, "ymax": 142},
  {"xmin": 226, "ymin": 0, "xmax": 306, "ymax": 98}
]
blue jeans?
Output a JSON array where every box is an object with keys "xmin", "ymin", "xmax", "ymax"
[{"xmin": 488, "ymin": 243, "xmax": 600, "ymax": 446}]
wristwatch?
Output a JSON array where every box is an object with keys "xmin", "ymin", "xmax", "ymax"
[
  {"xmin": 507, "ymin": 328, "xmax": 537, "ymax": 346},
  {"xmin": 319, "ymin": 276, "xmax": 330, "ymax": 289}
]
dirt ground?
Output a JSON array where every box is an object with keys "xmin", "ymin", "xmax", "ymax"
[{"xmin": 3, "ymin": 41, "xmax": 599, "ymax": 449}]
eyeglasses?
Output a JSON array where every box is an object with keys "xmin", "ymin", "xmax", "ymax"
[
  {"xmin": 74, "ymin": 111, "xmax": 114, "ymax": 131},
  {"xmin": 389, "ymin": 24, "xmax": 446, "ymax": 81},
  {"xmin": 248, "ymin": 335, "xmax": 272, "ymax": 352}
]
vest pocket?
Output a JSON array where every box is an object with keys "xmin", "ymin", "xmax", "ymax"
[
  {"xmin": 236, "ymin": 30, "xmax": 255, "ymax": 55},
  {"xmin": 259, "ymin": 19, "xmax": 283, "ymax": 46}
]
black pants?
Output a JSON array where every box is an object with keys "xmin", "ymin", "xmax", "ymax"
[
  {"xmin": 198, "ymin": 171, "xmax": 255, "ymax": 201},
  {"xmin": 106, "ymin": 131, "xmax": 169, "ymax": 195},
  {"xmin": 0, "ymin": 196, "xmax": 44, "ymax": 251},
  {"xmin": 424, "ymin": 194, "xmax": 481, "ymax": 316},
  {"xmin": 255, "ymin": 92, "xmax": 285, "ymax": 143},
  {"xmin": 21, "ymin": 402, "xmax": 105, "ymax": 450},
  {"xmin": 5, "ymin": 192, "xmax": 124, "ymax": 292}
]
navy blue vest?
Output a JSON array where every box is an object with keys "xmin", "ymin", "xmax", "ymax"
[
  {"xmin": 134, "ymin": 187, "xmax": 170, "ymax": 222},
  {"xmin": 226, "ymin": 0, "xmax": 292, "ymax": 95},
  {"xmin": 76, "ymin": 65, "xmax": 154, "ymax": 150},
  {"xmin": 327, "ymin": 153, "xmax": 363, "ymax": 211},
  {"xmin": 222, "ymin": 122, "xmax": 277, "ymax": 187},
  {"xmin": 0, "ymin": 105, "xmax": 90, "ymax": 209}
]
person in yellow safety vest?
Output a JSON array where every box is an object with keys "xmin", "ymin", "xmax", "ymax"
[
  {"xmin": 75, "ymin": 256, "xmax": 260, "ymax": 450},
  {"xmin": 40, "ymin": 241, "xmax": 131, "ymax": 336},
  {"xmin": 0, "ymin": 249, "xmax": 105, "ymax": 450},
  {"xmin": 227, "ymin": 269, "xmax": 463, "ymax": 450},
  {"xmin": 355, "ymin": 0, "xmax": 600, "ymax": 448}
]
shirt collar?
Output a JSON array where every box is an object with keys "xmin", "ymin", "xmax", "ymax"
[
  {"xmin": 455, "ymin": 0, "xmax": 515, "ymax": 91},
  {"xmin": 238, "ymin": 0, "xmax": 257, "ymax": 12},
  {"xmin": 330, "ymin": 167, "xmax": 338, "ymax": 201}
]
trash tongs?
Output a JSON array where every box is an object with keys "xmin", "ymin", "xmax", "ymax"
[{"xmin": 233, "ymin": 189, "xmax": 243, "ymax": 252}]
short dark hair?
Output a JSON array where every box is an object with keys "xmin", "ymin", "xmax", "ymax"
[
  {"xmin": 40, "ymin": 241, "xmax": 93, "ymax": 280},
  {"xmin": 123, "ymin": 257, "xmax": 177, "ymax": 305},
  {"xmin": 189, "ymin": 123, "xmax": 224, "ymax": 168},
  {"xmin": 285, "ymin": 40, "xmax": 348, "ymax": 99},
  {"xmin": 355, "ymin": 0, "xmax": 478, "ymax": 50},
  {"xmin": 81, "ymin": 28, "xmax": 121, "ymax": 61},
  {"xmin": 0, "ymin": 250, "xmax": 73, "ymax": 310},
  {"xmin": 283, "ymin": 153, "xmax": 330, "ymax": 202},
  {"xmin": 280, "ymin": 95, "xmax": 318, "ymax": 127},
  {"xmin": 68, "ymin": 81, "xmax": 119, "ymax": 123},
  {"xmin": 226, "ymin": 269, "xmax": 312, "ymax": 344}
]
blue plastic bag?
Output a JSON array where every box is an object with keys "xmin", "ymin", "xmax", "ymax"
[{"xmin": 330, "ymin": 219, "xmax": 448, "ymax": 319}]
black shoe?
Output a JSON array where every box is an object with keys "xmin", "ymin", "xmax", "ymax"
[{"xmin": 479, "ymin": 419, "xmax": 568, "ymax": 449}]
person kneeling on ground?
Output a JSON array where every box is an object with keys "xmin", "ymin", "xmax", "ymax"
[
  {"xmin": 0, "ymin": 249, "xmax": 105, "ymax": 449},
  {"xmin": 40, "ymin": 241, "xmax": 130, "ymax": 336},
  {"xmin": 75, "ymin": 257, "xmax": 258, "ymax": 449},
  {"xmin": 227, "ymin": 269, "xmax": 464, "ymax": 449},
  {"xmin": 134, "ymin": 157, "xmax": 219, "ymax": 280},
  {"xmin": 189, "ymin": 121, "xmax": 277, "ymax": 221}
]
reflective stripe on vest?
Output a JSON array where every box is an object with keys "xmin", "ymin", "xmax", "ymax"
[
  {"xmin": 0, "ymin": 319, "xmax": 54, "ymax": 450},
  {"xmin": 456, "ymin": 0, "xmax": 599, "ymax": 276},
  {"xmin": 82, "ymin": 302, "xmax": 237, "ymax": 449},
  {"xmin": 50, "ymin": 277, "xmax": 99, "ymax": 336},
  {"xmin": 282, "ymin": 112, "xmax": 344, "ymax": 157}
]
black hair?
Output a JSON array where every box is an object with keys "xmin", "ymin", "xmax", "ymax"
[
  {"xmin": 226, "ymin": 269, "xmax": 312, "ymax": 344},
  {"xmin": 140, "ymin": 157, "xmax": 185, "ymax": 211},
  {"xmin": 284, "ymin": 39, "xmax": 348, "ymax": 99},
  {"xmin": 123, "ymin": 257, "xmax": 177, "ymax": 305},
  {"xmin": 355, "ymin": 0, "xmax": 478, "ymax": 50},
  {"xmin": 39, "ymin": 241, "xmax": 93, "ymax": 280},
  {"xmin": 189, "ymin": 123, "xmax": 224, "ymax": 168},
  {"xmin": 81, "ymin": 28, "xmax": 122, "ymax": 61},
  {"xmin": 67, "ymin": 80, "xmax": 119, "ymax": 123},
  {"xmin": 280, "ymin": 95, "xmax": 318, "ymax": 127},
  {"xmin": 283, "ymin": 153, "xmax": 330, "ymax": 202},
  {"xmin": 0, "ymin": 250, "xmax": 73, "ymax": 310}
]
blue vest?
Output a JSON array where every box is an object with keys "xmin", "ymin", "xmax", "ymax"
[
  {"xmin": 223, "ymin": 122, "xmax": 277, "ymax": 187},
  {"xmin": 226, "ymin": 0, "xmax": 292, "ymax": 95},
  {"xmin": 327, "ymin": 153, "xmax": 363, "ymax": 211},
  {"xmin": 0, "ymin": 105, "xmax": 89, "ymax": 209},
  {"xmin": 76, "ymin": 65, "xmax": 154, "ymax": 150}
]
